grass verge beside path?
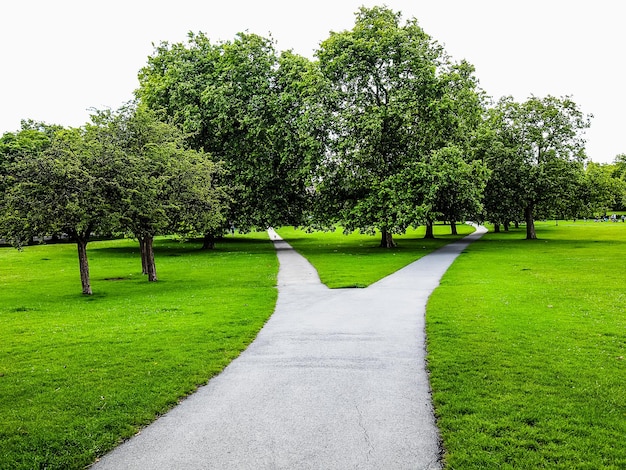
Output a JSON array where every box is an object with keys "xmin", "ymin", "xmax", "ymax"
[
  {"xmin": 426, "ymin": 221, "xmax": 626, "ymax": 469},
  {"xmin": 0, "ymin": 233, "xmax": 277, "ymax": 470},
  {"xmin": 276, "ymin": 224, "xmax": 474, "ymax": 288}
]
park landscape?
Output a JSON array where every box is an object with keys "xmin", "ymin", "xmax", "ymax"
[{"xmin": 1, "ymin": 5, "xmax": 625, "ymax": 469}]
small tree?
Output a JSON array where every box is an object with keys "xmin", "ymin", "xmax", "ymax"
[
  {"xmin": 164, "ymin": 149, "xmax": 231, "ymax": 245},
  {"xmin": 426, "ymin": 146, "xmax": 489, "ymax": 235},
  {"xmin": 577, "ymin": 162, "xmax": 626, "ymax": 217},
  {"xmin": 1, "ymin": 126, "xmax": 117, "ymax": 294},
  {"xmin": 89, "ymin": 104, "xmax": 229, "ymax": 280}
]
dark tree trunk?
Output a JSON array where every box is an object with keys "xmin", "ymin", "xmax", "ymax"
[
  {"xmin": 494, "ymin": 223, "xmax": 501, "ymax": 233},
  {"xmin": 450, "ymin": 219, "xmax": 458, "ymax": 235},
  {"xmin": 514, "ymin": 220, "xmax": 520, "ymax": 229},
  {"xmin": 503, "ymin": 221, "xmax": 510, "ymax": 232},
  {"xmin": 424, "ymin": 221, "xmax": 435, "ymax": 239},
  {"xmin": 138, "ymin": 236, "xmax": 148, "ymax": 275},
  {"xmin": 202, "ymin": 233, "xmax": 215, "ymax": 250},
  {"xmin": 525, "ymin": 205, "xmax": 537, "ymax": 240},
  {"xmin": 76, "ymin": 237, "xmax": 92, "ymax": 295},
  {"xmin": 380, "ymin": 229, "xmax": 396, "ymax": 248},
  {"xmin": 145, "ymin": 236, "xmax": 157, "ymax": 282}
]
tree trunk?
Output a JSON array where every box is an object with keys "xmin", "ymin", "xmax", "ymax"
[
  {"xmin": 202, "ymin": 232, "xmax": 215, "ymax": 250},
  {"xmin": 525, "ymin": 205, "xmax": 537, "ymax": 240},
  {"xmin": 514, "ymin": 220, "xmax": 520, "ymax": 229},
  {"xmin": 76, "ymin": 238, "xmax": 92, "ymax": 295},
  {"xmin": 145, "ymin": 236, "xmax": 158, "ymax": 282},
  {"xmin": 138, "ymin": 236, "xmax": 149, "ymax": 275},
  {"xmin": 503, "ymin": 221, "xmax": 510, "ymax": 232},
  {"xmin": 494, "ymin": 223, "xmax": 501, "ymax": 233},
  {"xmin": 379, "ymin": 229, "xmax": 396, "ymax": 248},
  {"xmin": 450, "ymin": 219, "xmax": 458, "ymax": 235},
  {"xmin": 424, "ymin": 221, "xmax": 435, "ymax": 239}
]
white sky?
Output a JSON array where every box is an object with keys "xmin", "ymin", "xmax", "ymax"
[{"xmin": 1, "ymin": 0, "xmax": 623, "ymax": 163}]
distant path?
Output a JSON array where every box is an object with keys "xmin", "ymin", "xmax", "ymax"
[{"xmin": 92, "ymin": 225, "xmax": 487, "ymax": 469}]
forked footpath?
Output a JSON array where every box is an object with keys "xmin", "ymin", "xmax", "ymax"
[{"xmin": 92, "ymin": 226, "xmax": 487, "ymax": 469}]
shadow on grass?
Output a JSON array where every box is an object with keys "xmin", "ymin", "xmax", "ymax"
[{"xmin": 93, "ymin": 235, "xmax": 275, "ymax": 257}]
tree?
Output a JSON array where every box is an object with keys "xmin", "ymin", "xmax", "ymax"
[
  {"xmin": 424, "ymin": 146, "xmax": 489, "ymax": 235},
  {"xmin": 164, "ymin": 148, "xmax": 230, "ymax": 247},
  {"xmin": 1, "ymin": 126, "xmax": 117, "ymax": 294},
  {"xmin": 475, "ymin": 110, "xmax": 525, "ymax": 232},
  {"xmin": 89, "ymin": 104, "xmax": 229, "ymax": 280},
  {"xmin": 576, "ymin": 162, "xmax": 625, "ymax": 216},
  {"xmin": 482, "ymin": 96, "xmax": 590, "ymax": 239},
  {"xmin": 314, "ymin": 6, "xmax": 484, "ymax": 246},
  {"xmin": 136, "ymin": 32, "xmax": 321, "ymax": 232}
]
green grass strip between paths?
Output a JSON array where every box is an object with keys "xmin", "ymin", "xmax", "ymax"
[{"xmin": 276, "ymin": 224, "xmax": 474, "ymax": 288}]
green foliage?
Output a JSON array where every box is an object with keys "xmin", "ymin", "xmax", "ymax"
[
  {"xmin": 577, "ymin": 162, "xmax": 626, "ymax": 216},
  {"xmin": 276, "ymin": 224, "xmax": 474, "ymax": 287},
  {"xmin": 393, "ymin": 146, "xmax": 489, "ymax": 234},
  {"xmin": 136, "ymin": 33, "xmax": 322, "ymax": 230},
  {"xmin": 480, "ymin": 96, "xmax": 591, "ymax": 238},
  {"xmin": 427, "ymin": 221, "xmax": 626, "ymax": 468},
  {"xmin": 0, "ymin": 233, "xmax": 277, "ymax": 469},
  {"xmin": 1, "ymin": 124, "xmax": 113, "ymax": 246},
  {"xmin": 313, "ymin": 6, "xmax": 485, "ymax": 246},
  {"xmin": 0, "ymin": 105, "xmax": 229, "ymax": 291},
  {"xmin": 88, "ymin": 103, "xmax": 229, "ymax": 242}
]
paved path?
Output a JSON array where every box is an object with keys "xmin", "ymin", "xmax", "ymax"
[{"xmin": 92, "ymin": 226, "xmax": 487, "ymax": 470}]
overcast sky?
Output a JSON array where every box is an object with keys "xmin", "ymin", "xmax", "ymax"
[{"xmin": 1, "ymin": 0, "xmax": 623, "ymax": 163}]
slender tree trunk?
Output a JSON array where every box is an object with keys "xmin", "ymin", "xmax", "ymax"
[
  {"xmin": 525, "ymin": 205, "xmax": 537, "ymax": 240},
  {"xmin": 202, "ymin": 232, "xmax": 215, "ymax": 250},
  {"xmin": 514, "ymin": 220, "xmax": 520, "ymax": 229},
  {"xmin": 494, "ymin": 223, "xmax": 501, "ymax": 233},
  {"xmin": 424, "ymin": 221, "xmax": 435, "ymax": 239},
  {"xmin": 450, "ymin": 219, "xmax": 458, "ymax": 235},
  {"xmin": 503, "ymin": 221, "xmax": 510, "ymax": 232},
  {"xmin": 138, "ymin": 236, "xmax": 149, "ymax": 275},
  {"xmin": 145, "ymin": 236, "xmax": 158, "ymax": 282},
  {"xmin": 76, "ymin": 238, "xmax": 92, "ymax": 295},
  {"xmin": 379, "ymin": 229, "xmax": 396, "ymax": 248}
]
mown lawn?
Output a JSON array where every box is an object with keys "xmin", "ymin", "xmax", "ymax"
[
  {"xmin": 276, "ymin": 224, "xmax": 474, "ymax": 287},
  {"xmin": 0, "ymin": 234, "xmax": 278, "ymax": 470},
  {"xmin": 3, "ymin": 221, "xmax": 623, "ymax": 469},
  {"xmin": 426, "ymin": 221, "xmax": 626, "ymax": 469}
]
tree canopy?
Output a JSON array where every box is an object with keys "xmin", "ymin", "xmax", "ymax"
[
  {"xmin": 313, "ymin": 6, "xmax": 486, "ymax": 246},
  {"xmin": 2, "ymin": 4, "xmax": 614, "ymax": 270},
  {"xmin": 0, "ymin": 104, "xmax": 228, "ymax": 293},
  {"xmin": 479, "ymin": 95, "xmax": 591, "ymax": 238},
  {"xmin": 136, "ymin": 32, "xmax": 323, "ymax": 232}
]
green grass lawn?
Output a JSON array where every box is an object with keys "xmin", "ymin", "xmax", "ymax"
[
  {"xmin": 3, "ymin": 221, "xmax": 624, "ymax": 469},
  {"xmin": 0, "ymin": 234, "xmax": 278, "ymax": 470},
  {"xmin": 426, "ymin": 221, "xmax": 626, "ymax": 469},
  {"xmin": 276, "ymin": 224, "xmax": 474, "ymax": 287}
]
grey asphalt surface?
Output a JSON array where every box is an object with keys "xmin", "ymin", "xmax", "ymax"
[{"xmin": 91, "ymin": 226, "xmax": 487, "ymax": 470}]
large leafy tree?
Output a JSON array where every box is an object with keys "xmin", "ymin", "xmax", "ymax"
[
  {"xmin": 314, "ymin": 6, "xmax": 484, "ymax": 246},
  {"xmin": 136, "ymin": 32, "xmax": 321, "ymax": 232},
  {"xmin": 482, "ymin": 96, "xmax": 590, "ymax": 239}
]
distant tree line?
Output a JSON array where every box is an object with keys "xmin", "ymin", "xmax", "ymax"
[{"xmin": 2, "ymin": 6, "xmax": 625, "ymax": 293}]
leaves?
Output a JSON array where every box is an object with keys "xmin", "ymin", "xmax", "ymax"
[{"xmin": 314, "ymin": 6, "xmax": 484, "ymax": 241}]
